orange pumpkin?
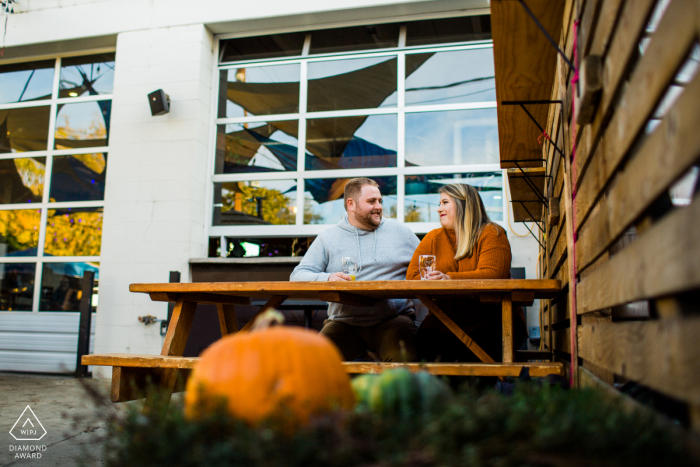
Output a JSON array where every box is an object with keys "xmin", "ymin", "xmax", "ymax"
[{"xmin": 184, "ymin": 312, "xmax": 355, "ymax": 426}]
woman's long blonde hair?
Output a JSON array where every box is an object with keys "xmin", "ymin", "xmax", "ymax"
[{"xmin": 439, "ymin": 183, "xmax": 497, "ymax": 260}]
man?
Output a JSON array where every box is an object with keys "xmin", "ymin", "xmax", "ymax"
[{"xmin": 291, "ymin": 177, "xmax": 420, "ymax": 362}]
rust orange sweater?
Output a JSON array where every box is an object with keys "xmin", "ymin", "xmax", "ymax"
[{"xmin": 406, "ymin": 224, "xmax": 513, "ymax": 335}]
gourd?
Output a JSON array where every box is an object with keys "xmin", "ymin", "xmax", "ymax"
[
  {"xmin": 184, "ymin": 310, "xmax": 355, "ymax": 426},
  {"xmin": 351, "ymin": 369, "xmax": 452, "ymax": 419}
]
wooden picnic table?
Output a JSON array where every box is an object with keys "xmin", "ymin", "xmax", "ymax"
[{"xmin": 83, "ymin": 279, "xmax": 563, "ymax": 406}]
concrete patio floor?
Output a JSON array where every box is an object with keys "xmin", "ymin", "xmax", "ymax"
[{"xmin": 0, "ymin": 373, "xmax": 115, "ymax": 467}]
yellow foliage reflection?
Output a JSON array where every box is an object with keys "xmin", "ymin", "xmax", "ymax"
[
  {"xmin": 44, "ymin": 210, "xmax": 103, "ymax": 256},
  {"xmin": 0, "ymin": 209, "xmax": 41, "ymax": 255}
]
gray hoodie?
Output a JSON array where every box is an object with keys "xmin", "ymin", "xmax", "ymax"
[{"xmin": 290, "ymin": 216, "xmax": 420, "ymax": 326}]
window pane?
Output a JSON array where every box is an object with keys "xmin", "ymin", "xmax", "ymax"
[
  {"xmin": 0, "ymin": 106, "xmax": 51, "ymax": 153},
  {"xmin": 306, "ymin": 114, "xmax": 397, "ymax": 170},
  {"xmin": 307, "ymin": 57, "xmax": 397, "ymax": 112},
  {"xmin": 44, "ymin": 207, "xmax": 103, "ymax": 256},
  {"xmin": 0, "ymin": 60, "xmax": 54, "ymax": 104},
  {"xmin": 0, "ymin": 209, "xmax": 41, "ymax": 256},
  {"xmin": 0, "ymin": 157, "xmax": 45, "ymax": 204},
  {"xmin": 49, "ymin": 153, "xmax": 107, "ymax": 202},
  {"xmin": 219, "ymin": 33, "xmax": 307, "ymax": 62},
  {"xmin": 219, "ymin": 64, "xmax": 300, "ymax": 118},
  {"xmin": 213, "ymin": 180, "xmax": 297, "ymax": 226},
  {"xmin": 303, "ymin": 176, "xmax": 397, "ymax": 225},
  {"xmin": 0, "ymin": 262, "xmax": 36, "ymax": 311},
  {"xmin": 54, "ymin": 101, "xmax": 111, "ymax": 149},
  {"xmin": 406, "ymin": 16, "xmax": 492, "ymax": 46},
  {"xmin": 309, "ymin": 24, "xmax": 400, "ymax": 54},
  {"xmin": 405, "ymin": 172, "xmax": 503, "ymax": 222},
  {"xmin": 39, "ymin": 262, "xmax": 99, "ymax": 312},
  {"xmin": 59, "ymin": 53, "xmax": 115, "ymax": 98},
  {"xmin": 405, "ymin": 109, "xmax": 498, "ymax": 167},
  {"xmin": 406, "ymin": 49, "xmax": 495, "ymax": 106},
  {"xmin": 215, "ymin": 122, "xmax": 298, "ymax": 174}
]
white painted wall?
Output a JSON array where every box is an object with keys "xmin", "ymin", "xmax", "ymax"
[{"xmin": 91, "ymin": 24, "xmax": 215, "ymax": 378}]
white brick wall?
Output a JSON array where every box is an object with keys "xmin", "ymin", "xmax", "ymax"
[{"xmin": 92, "ymin": 24, "xmax": 214, "ymax": 377}]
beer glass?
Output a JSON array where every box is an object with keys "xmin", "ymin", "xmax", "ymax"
[
  {"xmin": 419, "ymin": 255, "xmax": 436, "ymax": 280},
  {"xmin": 341, "ymin": 257, "xmax": 358, "ymax": 281}
]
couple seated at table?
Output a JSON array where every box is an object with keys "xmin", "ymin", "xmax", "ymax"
[{"xmin": 290, "ymin": 177, "xmax": 525, "ymax": 364}]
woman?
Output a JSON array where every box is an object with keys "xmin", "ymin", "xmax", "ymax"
[{"xmin": 406, "ymin": 183, "xmax": 525, "ymax": 363}]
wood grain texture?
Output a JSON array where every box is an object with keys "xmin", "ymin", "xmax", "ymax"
[
  {"xmin": 416, "ymin": 294, "xmax": 495, "ymax": 363},
  {"xmin": 507, "ymin": 167, "xmax": 547, "ymax": 221},
  {"xmin": 216, "ymin": 303, "xmax": 238, "ymax": 337},
  {"xmin": 130, "ymin": 279, "xmax": 562, "ymax": 299},
  {"xmin": 149, "ymin": 292, "xmax": 250, "ymax": 305},
  {"xmin": 318, "ymin": 291, "xmax": 376, "ymax": 307},
  {"xmin": 578, "ymin": 194, "xmax": 700, "ymax": 314},
  {"xmin": 502, "ymin": 294, "xmax": 514, "ymax": 363},
  {"xmin": 239, "ymin": 295, "xmax": 288, "ymax": 332},
  {"xmin": 576, "ymin": 69, "xmax": 700, "ymax": 272},
  {"xmin": 344, "ymin": 361, "xmax": 564, "ymax": 377},
  {"xmin": 492, "ymin": 0, "xmax": 565, "ymax": 168},
  {"xmin": 161, "ymin": 300, "xmax": 197, "ymax": 357},
  {"xmin": 575, "ymin": 0, "xmax": 700, "ymax": 228},
  {"xmin": 579, "ymin": 318, "xmax": 700, "ymax": 406}
]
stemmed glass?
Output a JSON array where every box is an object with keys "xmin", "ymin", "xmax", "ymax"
[
  {"xmin": 419, "ymin": 255, "xmax": 436, "ymax": 280},
  {"xmin": 341, "ymin": 257, "xmax": 358, "ymax": 281}
]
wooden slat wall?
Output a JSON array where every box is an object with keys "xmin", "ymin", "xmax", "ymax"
[{"xmin": 538, "ymin": 0, "xmax": 700, "ymax": 428}]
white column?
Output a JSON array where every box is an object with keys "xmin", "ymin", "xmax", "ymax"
[{"xmin": 92, "ymin": 24, "xmax": 214, "ymax": 378}]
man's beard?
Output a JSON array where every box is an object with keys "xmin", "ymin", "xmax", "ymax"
[{"xmin": 353, "ymin": 207, "xmax": 382, "ymax": 230}]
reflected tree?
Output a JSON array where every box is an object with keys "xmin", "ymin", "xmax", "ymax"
[
  {"xmin": 0, "ymin": 210, "xmax": 41, "ymax": 254},
  {"xmin": 44, "ymin": 210, "xmax": 102, "ymax": 256},
  {"xmin": 223, "ymin": 185, "xmax": 295, "ymax": 225}
]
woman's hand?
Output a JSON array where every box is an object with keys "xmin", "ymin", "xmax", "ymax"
[{"xmin": 426, "ymin": 270, "xmax": 451, "ymax": 280}]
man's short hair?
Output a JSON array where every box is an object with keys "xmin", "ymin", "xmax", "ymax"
[{"xmin": 344, "ymin": 177, "xmax": 380, "ymax": 210}]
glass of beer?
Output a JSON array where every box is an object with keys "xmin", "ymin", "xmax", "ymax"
[
  {"xmin": 419, "ymin": 255, "xmax": 436, "ymax": 280},
  {"xmin": 341, "ymin": 257, "xmax": 358, "ymax": 281}
]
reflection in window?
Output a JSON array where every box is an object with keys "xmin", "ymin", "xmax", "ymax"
[
  {"xmin": 219, "ymin": 64, "xmax": 300, "ymax": 118},
  {"xmin": 405, "ymin": 109, "xmax": 498, "ymax": 166},
  {"xmin": 54, "ymin": 101, "xmax": 111, "ymax": 149},
  {"xmin": 0, "ymin": 262, "xmax": 35, "ymax": 311},
  {"xmin": 219, "ymin": 33, "xmax": 307, "ymax": 63},
  {"xmin": 44, "ymin": 207, "xmax": 103, "ymax": 256},
  {"xmin": 0, "ymin": 157, "xmax": 45, "ymax": 204},
  {"xmin": 309, "ymin": 24, "xmax": 400, "ymax": 54},
  {"xmin": 405, "ymin": 172, "xmax": 503, "ymax": 222},
  {"xmin": 0, "ymin": 209, "xmax": 41, "ymax": 256},
  {"xmin": 303, "ymin": 176, "xmax": 397, "ymax": 225},
  {"xmin": 50, "ymin": 153, "xmax": 107, "ymax": 202},
  {"xmin": 406, "ymin": 16, "xmax": 492, "ymax": 46},
  {"xmin": 306, "ymin": 114, "xmax": 397, "ymax": 170},
  {"xmin": 307, "ymin": 57, "xmax": 397, "ymax": 112},
  {"xmin": 213, "ymin": 180, "xmax": 297, "ymax": 226},
  {"xmin": 0, "ymin": 106, "xmax": 51, "ymax": 153},
  {"xmin": 0, "ymin": 60, "xmax": 55, "ymax": 104},
  {"xmin": 406, "ymin": 49, "xmax": 495, "ymax": 106},
  {"xmin": 39, "ymin": 262, "xmax": 99, "ymax": 312},
  {"xmin": 59, "ymin": 53, "xmax": 115, "ymax": 98},
  {"xmin": 218, "ymin": 236, "xmax": 314, "ymax": 258},
  {"xmin": 215, "ymin": 122, "xmax": 298, "ymax": 174}
]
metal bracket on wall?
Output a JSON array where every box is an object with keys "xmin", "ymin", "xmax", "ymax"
[{"xmin": 517, "ymin": 0, "xmax": 577, "ymax": 74}]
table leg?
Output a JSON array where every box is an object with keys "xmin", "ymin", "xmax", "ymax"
[
  {"xmin": 217, "ymin": 303, "xmax": 239, "ymax": 337},
  {"xmin": 502, "ymin": 294, "xmax": 514, "ymax": 363},
  {"xmin": 143, "ymin": 299, "xmax": 197, "ymax": 415},
  {"xmin": 416, "ymin": 294, "xmax": 494, "ymax": 364},
  {"xmin": 240, "ymin": 295, "xmax": 289, "ymax": 332}
]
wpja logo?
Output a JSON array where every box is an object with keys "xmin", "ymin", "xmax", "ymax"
[{"xmin": 9, "ymin": 405, "xmax": 47, "ymax": 441}]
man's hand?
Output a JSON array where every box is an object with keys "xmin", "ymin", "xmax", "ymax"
[{"xmin": 328, "ymin": 272, "xmax": 352, "ymax": 281}]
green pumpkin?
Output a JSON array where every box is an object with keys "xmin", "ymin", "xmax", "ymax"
[{"xmin": 351, "ymin": 369, "xmax": 452, "ymax": 419}]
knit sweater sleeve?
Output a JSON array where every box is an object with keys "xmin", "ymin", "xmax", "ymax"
[
  {"xmin": 447, "ymin": 225, "xmax": 512, "ymax": 280},
  {"xmin": 406, "ymin": 231, "xmax": 436, "ymax": 280}
]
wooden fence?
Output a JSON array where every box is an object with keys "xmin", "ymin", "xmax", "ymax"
[{"xmin": 532, "ymin": 0, "xmax": 700, "ymax": 428}]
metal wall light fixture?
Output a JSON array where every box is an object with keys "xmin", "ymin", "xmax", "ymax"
[{"xmin": 147, "ymin": 89, "xmax": 170, "ymax": 116}]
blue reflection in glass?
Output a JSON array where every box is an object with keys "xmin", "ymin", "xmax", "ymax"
[
  {"xmin": 54, "ymin": 101, "xmax": 111, "ymax": 149},
  {"xmin": 50, "ymin": 154, "xmax": 107, "ymax": 201},
  {"xmin": 215, "ymin": 122, "xmax": 299, "ymax": 174},
  {"xmin": 220, "ymin": 64, "xmax": 300, "ymax": 118},
  {"xmin": 39, "ymin": 261, "xmax": 99, "ymax": 312},
  {"xmin": 0, "ymin": 60, "xmax": 55, "ymax": 104},
  {"xmin": 59, "ymin": 54, "xmax": 115, "ymax": 98}
]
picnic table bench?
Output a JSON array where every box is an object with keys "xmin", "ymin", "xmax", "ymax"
[{"xmin": 83, "ymin": 279, "xmax": 563, "ymax": 406}]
